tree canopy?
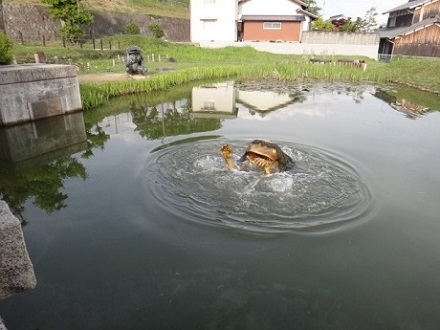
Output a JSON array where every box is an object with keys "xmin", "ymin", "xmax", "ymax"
[
  {"xmin": 303, "ymin": 0, "xmax": 321, "ymax": 16},
  {"xmin": 311, "ymin": 7, "xmax": 378, "ymax": 32},
  {"xmin": 41, "ymin": 0, "xmax": 93, "ymax": 42}
]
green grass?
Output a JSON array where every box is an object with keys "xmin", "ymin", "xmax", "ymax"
[{"xmin": 11, "ymin": 35, "xmax": 440, "ymax": 111}]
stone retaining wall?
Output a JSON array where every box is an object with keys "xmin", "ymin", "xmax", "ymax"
[{"xmin": 2, "ymin": 2, "xmax": 190, "ymax": 42}]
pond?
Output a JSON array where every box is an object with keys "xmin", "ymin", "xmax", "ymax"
[{"xmin": 1, "ymin": 81, "xmax": 440, "ymax": 329}]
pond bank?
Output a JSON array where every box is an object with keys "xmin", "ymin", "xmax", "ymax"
[{"xmin": 0, "ymin": 200, "xmax": 37, "ymax": 330}]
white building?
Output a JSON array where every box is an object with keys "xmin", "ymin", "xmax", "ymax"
[{"xmin": 191, "ymin": 0, "xmax": 317, "ymax": 43}]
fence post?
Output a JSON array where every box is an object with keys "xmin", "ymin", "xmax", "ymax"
[
  {"xmin": 62, "ymin": 37, "xmax": 66, "ymax": 48},
  {"xmin": 100, "ymin": 39, "xmax": 103, "ymax": 50},
  {"xmin": 109, "ymin": 40, "xmax": 112, "ymax": 50},
  {"xmin": 42, "ymin": 35, "xmax": 46, "ymax": 47},
  {"xmin": 19, "ymin": 31, "xmax": 24, "ymax": 45},
  {"xmin": 93, "ymin": 39, "xmax": 96, "ymax": 50}
]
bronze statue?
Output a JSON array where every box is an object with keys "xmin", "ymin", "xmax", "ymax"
[
  {"xmin": 221, "ymin": 140, "xmax": 294, "ymax": 174},
  {"xmin": 126, "ymin": 45, "xmax": 147, "ymax": 75}
]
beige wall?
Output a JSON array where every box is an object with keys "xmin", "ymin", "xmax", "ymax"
[{"xmin": 243, "ymin": 21, "xmax": 301, "ymax": 42}]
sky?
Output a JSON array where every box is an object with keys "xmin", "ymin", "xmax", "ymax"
[{"xmin": 316, "ymin": 0, "xmax": 407, "ymax": 24}]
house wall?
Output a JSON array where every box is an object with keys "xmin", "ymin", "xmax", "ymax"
[
  {"xmin": 413, "ymin": 1, "xmax": 440, "ymax": 23},
  {"xmin": 243, "ymin": 21, "xmax": 301, "ymax": 41},
  {"xmin": 240, "ymin": 0, "xmax": 302, "ymax": 16},
  {"xmin": 190, "ymin": 0, "xmax": 237, "ymax": 42},
  {"xmin": 394, "ymin": 24, "xmax": 440, "ymax": 57}
]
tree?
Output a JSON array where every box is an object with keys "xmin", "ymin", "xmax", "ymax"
[
  {"xmin": 41, "ymin": 0, "xmax": 93, "ymax": 42},
  {"xmin": 311, "ymin": 17, "xmax": 333, "ymax": 31},
  {"xmin": 302, "ymin": 0, "xmax": 321, "ymax": 16},
  {"xmin": 361, "ymin": 7, "xmax": 378, "ymax": 32}
]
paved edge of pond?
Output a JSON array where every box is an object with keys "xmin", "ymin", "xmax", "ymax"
[{"xmin": 0, "ymin": 200, "xmax": 37, "ymax": 329}]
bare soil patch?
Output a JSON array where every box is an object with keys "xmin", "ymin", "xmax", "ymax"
[{"xmin": 78, "ymin": 73, "xmax": 148, "ymax": 83}]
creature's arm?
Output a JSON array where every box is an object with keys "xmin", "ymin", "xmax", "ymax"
[{"xmin": 221, "ymin": 144, "xmax": 235, "ymax": 170}]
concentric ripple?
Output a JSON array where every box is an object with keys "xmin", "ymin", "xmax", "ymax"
[{"xmin": 143, "ymin": 139, "xmax": 373, "ymax": 232}]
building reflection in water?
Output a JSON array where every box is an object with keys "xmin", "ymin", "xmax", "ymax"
[
  {"xmin": 190, "ymin": 81, "xmax": 238, "ymax": 119},
  {"xmin": 0, "ymin": 112, "xmax": 87, "ymax": 169},
  {"xmin": 190, "ymin": 81, "xmax": 306, "ymax": 119}
]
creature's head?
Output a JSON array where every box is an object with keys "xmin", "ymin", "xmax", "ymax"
[{"xmin": 239, "ymin": 140, "xmax": 294, "ymax": 172}]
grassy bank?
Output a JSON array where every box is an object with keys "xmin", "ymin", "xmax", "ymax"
[
  {"xmin": 10, "ymin": 0, "xmax": 190, "ymax": 19},
  {"xmin": 12, "ymin": 35, "xmax": 440, "ymax": 110}
]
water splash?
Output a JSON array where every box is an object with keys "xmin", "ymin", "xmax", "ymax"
[{"xmin": 144, "ymin": 139, "xmax": 372, "ymax": 233}]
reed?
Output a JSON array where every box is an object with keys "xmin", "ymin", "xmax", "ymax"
[{"xmin": 80, "ymin": 61, "xmax": 395, "ymax": 110}]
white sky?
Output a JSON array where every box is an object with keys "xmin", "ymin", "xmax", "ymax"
[{"xmin": 317, "ymin": 0, "xmax": 407, "ymax": 24}]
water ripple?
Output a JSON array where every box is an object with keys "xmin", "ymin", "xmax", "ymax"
[{"xmin": 144, "ymin": 139, "xmax": 373, "ymax": 233}]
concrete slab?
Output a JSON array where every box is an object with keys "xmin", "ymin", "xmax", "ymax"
[
  {"xmin": 0, "ymin": 64, "xmax": 82, "ymax": 126},
  {"xmin": 0, "ymin": 200, "xmax": 37, "ymax": 300},
  {"xmin": 0, "ymin": 316, "xmax": 7, "ymax": 330}
]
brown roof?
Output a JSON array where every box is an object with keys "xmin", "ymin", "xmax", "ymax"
[
  {"xmin": 239, "ymin": 0, "xmax": 308, "ymax": 7},
  {"xmin": 241, "ymin": 15, "xmax": 306, "ymax": 22}
]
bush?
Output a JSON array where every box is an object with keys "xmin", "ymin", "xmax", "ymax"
[
  {"xmin": 0, "ymin": 31, "xmax": 13, "ymax": 65},
  {"xmin": 149, "ymin": 24, "xmax": 164, "ymax": 39},
  {"xmin": 125, "ymin": 22, "xmax": 140, "ymax": 35}
]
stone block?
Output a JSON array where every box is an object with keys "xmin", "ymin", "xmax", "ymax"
[{"xmin": 0, "ymin": 200, "xmax": 37, "ymax": 300}]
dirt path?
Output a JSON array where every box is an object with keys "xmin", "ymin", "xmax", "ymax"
[{"xmin": 78, "ymin": 73, "xmax": 148, "ymax": 83}]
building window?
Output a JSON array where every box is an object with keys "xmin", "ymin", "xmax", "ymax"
[
  {"xmin": 201, "ymin": 19, "xmax": 217, "ymax": 31},
  {"xmin": 203, "ymin": 101, "xmax": 216, "ymax": 110},
  {"xmin": 388, "ymin": 16, "xmax": 396, "ymax": 28},
  {"xmin": 263, "ymin": 22, "xmax": 282, "ymax": 29}
]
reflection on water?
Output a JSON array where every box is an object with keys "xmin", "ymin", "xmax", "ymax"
[
  {"xmin": 0, "ymin": 112, "xmax": 87, "ymax": 166},
  {"xmin": 191, "ymin": 81, "xmax": 238, "ymax": 119},
  {"xmin": 374, "ymin": 85, "xmax": 440, "ymax": 118},
  {"xmin": 0, "ymin": 81, "xmax": 440, "ymax": 329},
  {"xmin": 0, "ymin": 113, "xmax": 89, "ymax": 218}
]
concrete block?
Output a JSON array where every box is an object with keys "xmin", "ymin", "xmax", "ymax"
[
  {"xmin": 0, "ymin": 200, "xmax": 37, "ymax": 300},
  {"xmin": 0, "ymin": 64, "xmax": 82, "ymax": 126}
]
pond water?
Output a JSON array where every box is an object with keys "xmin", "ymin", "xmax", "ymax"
[{"xmin": 1, "ymin": 81, "xmax": 440, "ymax": 329}]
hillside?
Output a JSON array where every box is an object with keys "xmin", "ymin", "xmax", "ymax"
[{"xmin": 6, "ymin": 0, "xmax": 190, "ymax": 19}]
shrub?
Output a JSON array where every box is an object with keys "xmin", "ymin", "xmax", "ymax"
[
  {"xmin": 0, "ymin": 31, "xmax": 13, "ymax": 65},
  {"xmin": 125, "ymin": 22, "xmax": 140, "ymax": 35},
  {"xmin": 149, "ymin": 24, "xmax": 164, "ymax": 39}
]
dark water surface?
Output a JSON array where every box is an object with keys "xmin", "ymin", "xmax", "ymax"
[{"xmin": 1, "ymin": 82, "xmax": 440, "ymax": 329}]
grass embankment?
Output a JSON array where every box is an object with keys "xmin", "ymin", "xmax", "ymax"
[
  {"xmin": 12, "ymin": 35, "xmax": 440, "ymax": 110},
  {"xmin": 10, "ymin": 0, "xmax": 190, "ymax": 19}
]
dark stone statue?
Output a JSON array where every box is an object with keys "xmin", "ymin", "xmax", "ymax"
[{"xmin": 125, "ymin": 45, "xmax": 147, "ymax": 75}]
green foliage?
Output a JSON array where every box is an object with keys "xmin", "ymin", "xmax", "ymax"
[
  {"xmin": 311, "ymin": 17, "xmax": 333, "ymax": 31},
  {"xmin": 149, "ymin": 24, "xmax": 164, "ymax": 39},
  {"xmin": 361, "ymin": 7, "xmax": 378, "ymax": 32},
  {"xmin": 0, "ymin": 30, "xmax": 13, "ymax": 65},
  {"xmin": 125, "ymin": 22, "xmax": 141, "ymax": 35},
  {"xmin": 41, "ymin": 0, "xmax": 93, "ymax": 42},
  {"xmin": 339, "ymin": 18, "xmax": 363, "ymax": 32},
  {"xmin": 302, "ymin": 0, "xmax": 321, "ymax": 16}
]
